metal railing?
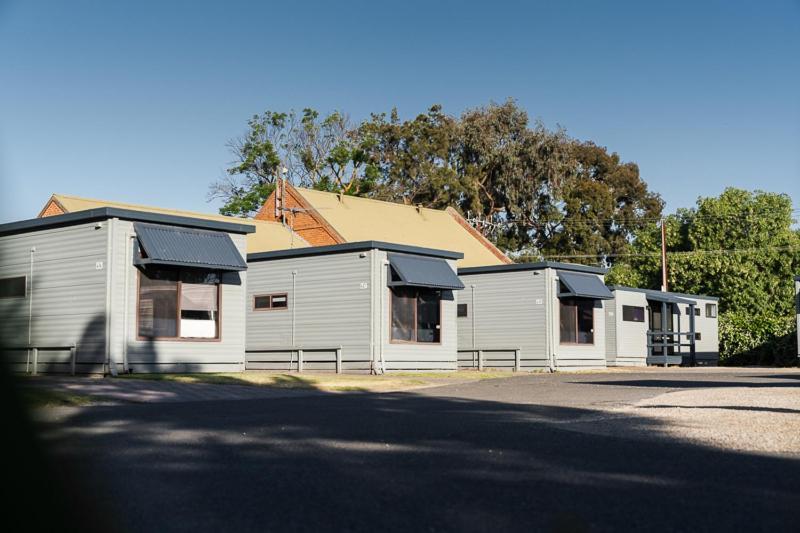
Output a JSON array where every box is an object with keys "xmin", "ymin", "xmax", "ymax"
[
  {"xmin": 646, "ymin": 331, "xmax": 696, "ymax": 367},
  {"xmin": 245, "ymin": 346, "xmax": 344, "ymax": 373},
  {"xmin": 2, "ymin": 344, "xmax": 78, "ymax": 375},
  {"xmin": 457, "ymin": 348, "xmax": 522, "ymax": 372}
]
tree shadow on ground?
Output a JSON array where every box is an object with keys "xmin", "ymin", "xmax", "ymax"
[
  {"xmin": 31, "ymin": 389, "xmax": 800, "ymax": 533},
  {"xmin": 580, "ymin": 379, "xmax": 800, "ymax": 389},
  {"xmin": 638, "ymin": 404, "xmax": 800, "ymax": 414},
  {"xmin": 747, "ymin": 373, "xmax": 800, "ymax": 381},
  {"xmin": 116, "ymin": 372, "xmax": 324, "ymax": 389}
]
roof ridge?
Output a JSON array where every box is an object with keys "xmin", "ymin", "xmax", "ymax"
[
  {"xmin": 52, "ymin": 192, "xmax": 266, "ymax": 225},
  {"xmin": 296, "ymin": 187, "xmax": 449, "ymax": 215}
]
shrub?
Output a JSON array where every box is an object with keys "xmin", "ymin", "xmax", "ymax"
[{"xmin": 719, "ymin": 310, "xmax": 797, "ymax": 366}]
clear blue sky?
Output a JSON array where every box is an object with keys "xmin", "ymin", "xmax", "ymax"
[{"xmin": 1, "ymin": 0, "xmax": 798, "ymax": 222}]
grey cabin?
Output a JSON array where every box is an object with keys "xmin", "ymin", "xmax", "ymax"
[
  {"xmin": 456, "ymin": 262, "xmax": 613, "ymax": 371},
  {"xmin": 795, "ymin": 275, "xmax": 800, "ymax": 359},
  {"xmin": 606, "ymin": 286, "xmax": 720, "ymax": 366},
  {"xmin": 245, "ymin": 241, "xmax": 464, "ymax": 373},
  {"xmin": 0, "ymin": 208, "xmax": 253, "ymax": 374}
]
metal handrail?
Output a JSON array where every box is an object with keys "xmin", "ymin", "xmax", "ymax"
[
  {"xmin": 245, "ymin": 346, "xmax": 344, "ymax": 373},
  {"xmin": 646, "ymin": 330, "xmax": 696, "ymax": 367},
  {"xmin": 2, "ymin": 344, "xmax": 78, "ymax": 375},
  {"xmin": 458, "ymin": 347, "xmax": 522, "ymax": 372}
]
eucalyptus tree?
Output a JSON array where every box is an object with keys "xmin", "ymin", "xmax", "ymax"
[{"xmin": 210, "ymin": 108, "xmax": 375, "ymax": 216}]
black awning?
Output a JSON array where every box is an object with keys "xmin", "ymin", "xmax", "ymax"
[
  {"xmin": 558, "ymin": 270, "xmax": 613, "ymax": 300},
  {"xmin": 134, "ymin": 222, "xmax": 247, "ymax": 271},
  {"xmin": 643, "ymin": 290, "xmax": 696, "ymax": 305},
  {"xmin": 387, "ymin": 253, "xmax": 465, "ymax": 290}
]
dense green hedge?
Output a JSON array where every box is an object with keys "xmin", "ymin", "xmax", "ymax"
[{"xmin": 719, "ymin": 311, "xmax": 797, "ymax": 366}]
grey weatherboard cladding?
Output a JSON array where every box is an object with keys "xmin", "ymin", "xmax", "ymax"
[
  {"xmin": 134, "ymin": 222, "xmax": 247, "ymax": 271},
  {"xmin": 388, "ymin": 253, "xmax": 465, "ymax": 290},
  {"xmin": 557, "ymin": 271, "xmax": 614, "ymax": 299}
]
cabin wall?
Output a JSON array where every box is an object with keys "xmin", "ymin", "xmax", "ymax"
[
  {"xmin": 0, "ymin": 221, "xmax": 109, "ymax": 373},
  {"xmin": 456, "ymin": 270, "xmax": 549, "ymax": 370},
  {"xmin": 246, "ymin": 251, "xmax": 373, "ymax": 372},
  {"xmin": 110, "ymin": 219, "xmax": 249, "ymax": 373},
  {"xmin": 607, "ymin": 291, "xmax": 649, "ymax": 366},
  {"xmin": 378, "ymin": 252, "xmax": 459, "ymax": 371},
  {"xmin": 551, "ymin": 270, "xmax": 608, "ymax": 370},
  {"xmin": 796, "ymin": 279, "xmax": 800, "ymax": 358}
]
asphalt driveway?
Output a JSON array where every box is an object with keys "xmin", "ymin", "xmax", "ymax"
[{"xmin": 12, "ymin": 368, "xmax": 800, "ymax": 532}]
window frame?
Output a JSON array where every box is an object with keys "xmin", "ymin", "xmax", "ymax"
[
  {"xmin": 705, "ymin": 303, "xmax": 717, "ymax": 318},
  {"xmin": 389, "ymin": 287, "xmax": 443, "ymax": 345},
  {"xmin": 559, "ymin": 297, "xmax": 595, "ymax": 345},
  {"xmin": 136, "ymin": 268, "xmax": 222, "ymax": 342},
  {"xmin": 253, "ymin": 293, "xmax": 289, "ymax": 312},
  {"xmin": 0, "ymin": 275, "xmax": 26, "ymax": 299},
  {"xmin": 622, "ymin": 305, "xmax": 645, "ymax": 323}
]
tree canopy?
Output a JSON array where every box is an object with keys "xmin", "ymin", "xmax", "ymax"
[
  {"xmin": 607, "ymin": 188, "xmax": 799, "ymax": 315},
  {"xmin": 209, "ymin": 109, "xmax": 377, "ymax": 217},
  {"xmin": 211, "ymin": 100, "xmax": 663, "ymax": 263}
]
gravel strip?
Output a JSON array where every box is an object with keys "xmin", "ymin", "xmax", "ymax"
[{"xmin": 614, "ymin": 387, "xmax": 800, "ymax": 456}]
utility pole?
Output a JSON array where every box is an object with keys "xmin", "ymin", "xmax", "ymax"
[{"xmin": 660, "ymin": 217, "xmax": 668, "ymax": 292}]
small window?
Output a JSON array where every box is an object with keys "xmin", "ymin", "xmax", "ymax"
[
  {"xmin": 254, "ymin": 293, "xmax": 289, "ymax": 311},
  {"xmin": 622, "ymin": 305, "xmax": 645, "ymax": 322},
  {"xmin": 695, "ymin": 332, "xmax": 702, "ymax": 341},
  {"xmin": 457, "ymin": 303, "xmax": 468, "ymax": 317},
  {"xmin": 0, "ymin": 276, "xmax": 26, "ymax": 298},
  {"xmin": 695, "ymin": 308, "xmax": 700, "ymax": 316},
  {"xmin": 705, "ymin": 303, "xmax": 717, "ymax": 318}
]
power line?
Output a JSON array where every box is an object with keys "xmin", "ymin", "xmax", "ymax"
[
  {"xmin": 541, "ymin": 245, "xmax": 800, "ymax": 260},
  {"xmin": 466, "ymin": 208, "xmax": 800, "ymax": 232}
]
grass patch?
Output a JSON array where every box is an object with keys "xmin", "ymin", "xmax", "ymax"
[
  {"xmin": 117, "ymin": 369, "xmax": 514, "ymax": 393},
  {"xmin": 20, "ymin": 387, "xmax": 97, "ymax": 408}
]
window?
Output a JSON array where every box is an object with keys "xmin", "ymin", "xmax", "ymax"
[
  {"xmin": 622, "ymin": 305, "xmax": 645, "ymax": 322},
  {"xmin": 254, "ymin": 293, "xmax": 289, "ymax": 311},
  {"xmin": 390, "ymin": 287, "xmax": 441, "ymax": 343},
  {"xmin": 705, "ymin": 303, "xmax": 717, "ymax": 318},
  {"xmin": 457, "ymin": 303, "xmax": 468, "ymax": 317},
  {"xmin": 694, "ymin": 332, "xmax": 702, "ymax": 341},
  {"xmin": 695, "ymin": 307, "xmax": 701, "ymax": 316},
  {"xmin": 138, "ymin": 268, "xmax": 220, "ymax": 340},
  {"xmin": 0, "ymin": 276, "xmax": 26, "ymax": 298},
  {"xmin": 560, "ymin": 298, "xmax": 594, "ymax": 344}
]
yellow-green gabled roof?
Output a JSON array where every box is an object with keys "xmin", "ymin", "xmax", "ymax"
[
  {"xmin": 44, "ymin": 194, "xmax": 308, "ymax": 253},
  {"xmin": 294, "ymin": 188, "xmax": 510, "ymax": 267}
]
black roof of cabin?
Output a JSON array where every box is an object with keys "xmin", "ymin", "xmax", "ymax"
[
  {"xmin": 248, "ymin": 241, "xmax": 463, "ymax": 262},
  {"xmin": 458, "ymin": 261, "xmax": 607, "ymax": 276},
  {"xmin": 0, "ymin": 207, "xmax": 256, "ymax": 236}
]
